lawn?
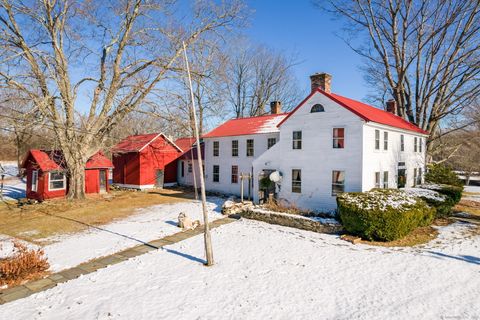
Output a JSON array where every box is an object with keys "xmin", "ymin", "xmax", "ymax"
[
  {"xmin": 0, "ymin": 218, "xmax": 479, "ymax": 319},
  {"xmin": 0, "ymin": 189, "xmax": 194, "ymax": 244}
]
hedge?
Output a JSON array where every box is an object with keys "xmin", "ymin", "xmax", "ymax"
[
  {"xmin": 403, "ymin": 187, "xmax": 453, "ymax": 218},
  {"xmin": 337, "ymin": 189, "xmax": 435, "ymax": 241},
  {"xmin": 419, "ymin": 184, "xmax": 463, "ymax": 205},
  {"xmin": 425, "ymin": 163, "xmax": 463, "ymax": 187}
]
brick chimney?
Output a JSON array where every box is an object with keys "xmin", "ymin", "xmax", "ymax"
[
  {"xmin": 310, "ymin": 72, "xmax": 332, "ymax": 93},
  {"xmin": 386, "ymin": 99, "xmax": 397, "ymax": 115},
  {"xmin": 270, "ymin": 101, "xmax": 282, "ymax": 114}
]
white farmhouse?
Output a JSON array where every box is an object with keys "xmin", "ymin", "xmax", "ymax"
[{"xmin": 203, "ymin": 73, "xmax": 428, "ymax": 212}]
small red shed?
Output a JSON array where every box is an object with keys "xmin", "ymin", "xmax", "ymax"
[
  {"xmin": 22, "ymin": 150, "xmax": 114, "ymax": 201},
  {"xmin": 111, "ymin": 133, "xmax": 182, "ymax": 189}
]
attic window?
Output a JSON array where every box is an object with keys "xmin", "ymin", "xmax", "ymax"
[{"xmin": 310, "ymin": 104, "xmax": 325, "ymax": 113}]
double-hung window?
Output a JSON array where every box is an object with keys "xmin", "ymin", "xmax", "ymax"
[
  {"xmin": 232, "ymin": 140, "xmax": 238, "ymax": 157},
  {"xmin": 375, "ymin": 172, "xmax": 381, "ymax": 188},
  {"xmin": 383, "ymin": 132, "xmax": 388, "ymax": 150},
  {"xmin": 375, "ymin": 130, "xmax": 380, "ymax": 150},
  {"xmin": 188, "ymin": 163, "xmax": 192, "ymax": 173},
  {"xmin": 383, "ymin": 171, "xmax": 389, "ymax": 188},
  {"xmin": 332, "ymin": 171, "xmax": 345, "ymax": 195},
  {"xmin": 31, "ymin": 170, "xmax": 38, "ymax": 192},
  {"xmin": 231, "ymin": 166, "xmax": 238, "ymax": 184},
  {"xmin": 213, "ymin": 141, "xmax": 219, "ymax": 157},
  {"xmin": 414, "ymin": 137, "xmax": 418, "ymax": 152},
  {"xmin": 333, "ymin": 128, "xmax": 345, "ymax": 148},
  {"xmin": 400, "ymin": 135, "xmax": 405, "ymax": 152},
  {"xmin": 49, "ymin": 171, "xmax": 66, "ymax": 190},
  {"xmin": 267, "ymin": 138, "xmax": 276, "ymax": 149},
  {"xmin": 292, "ymin": 169, "xmax": 301, "ymax": 193},
  {"xmin": 292, "ymin": 131, "xmax": 302, "ymax": 150},
  {"xmin": 246, "ymin": 139, "xmax": 254, "ymax": 157},
  {"xmin": 181, "ymin": 161, "xmax": 185, "ymax": 177},
  {"xmin": 213, "ymin": 165, "xmax": 220, "ymax": 182},
  {"xmin": 419, "ymin": 138, "xmax": 422, "ymax": 153}
]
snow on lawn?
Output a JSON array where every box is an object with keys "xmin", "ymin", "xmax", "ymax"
[
  {"xmin": 1, "ymin": 219, "xmax": 479, "ymax": 319},
  {"xmin": 0, "ymin": 178, "xmax": 26, "ymax": 200},
  {"xmin": 0, "ymin": 161, "xmax": 19, "ymax": 177},
  {"xmin": 0, "ymin": 197, "xmax": 225, "ymax": 272},
  {"xmin": 43, "ymin": 197, "xmax": 224, "ymax": 272}
]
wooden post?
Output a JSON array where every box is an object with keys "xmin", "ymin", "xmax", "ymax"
[
  {"xmin": 240, "ymin": 173, "xmax": 244, "ymax": 203},
  {"xmin": 183, "ymin": 42, "xmax": 213, "ymax": 266}
]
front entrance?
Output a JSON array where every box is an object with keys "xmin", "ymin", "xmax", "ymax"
[
  {"xmin": 99, "ymin": 170, "xmax": 107, "ymax": 193},
  {"xmin": 397, "ymin": 168, "xmax": 406, "ymax": 188},
  {"xmin": 156, "ymin": 169, "xmax": 164, "ymax": 188}
]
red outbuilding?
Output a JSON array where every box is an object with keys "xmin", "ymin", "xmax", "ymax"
[
  {"xmin": 111, "ymin": 133, "xmax": 182, "ymax": 189},
  {"xmin": 22, "ymin": 150, "xmax": 114, "ymax": 201}
]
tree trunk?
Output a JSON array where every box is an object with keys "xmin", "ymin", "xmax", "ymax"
[{"xmin": 67, "ymin": 160, "xmax": 86, "ymax": 200}]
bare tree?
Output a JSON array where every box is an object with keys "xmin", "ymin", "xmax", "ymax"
[
  {"xmin": 0, "ymin": 0, "xmax": 245, "ymax": 198},
  {"xmin": 320, "ymin": 0, "xmax": 480, "ymax": 151},
  {"xmin": 225, "ymin": 42, "xmax": 303, "ymax": 118}
]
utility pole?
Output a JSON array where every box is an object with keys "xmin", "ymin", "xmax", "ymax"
[{"xmin": 183, "ymin": 41, "xmax": 214, "ymax": 266}]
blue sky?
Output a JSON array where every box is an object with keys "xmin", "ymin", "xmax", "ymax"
[{"xmin": 245, "ymin": 0, "xmax": 368, "ymax": 102}]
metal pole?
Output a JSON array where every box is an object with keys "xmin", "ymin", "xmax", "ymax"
[
  {"xmin": 240, "ymin": 174, "xmax": 244, "ymax": 203},
  {"xmin": 183, "ymin": 41, "xmax": 214, "ymax": 266}
]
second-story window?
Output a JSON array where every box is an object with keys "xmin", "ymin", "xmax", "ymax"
[
  {"xmin": 375, "ymin": 130, "xmax": 380, "ymax": 150},
  {"xmin": 383, "ymin": 131, "xmax": 388, "ymax": 150},
  {"xmin": 246, "ymin": 139, "xmax": 254, "ymax": 157},
  {"xmin": 414, "ymin": 137, "xmax": 418, "ymax": 152},
  {"xmin": 400, "ymin": 134, "xmax": 405, "ymax": 152},
  {"xmin": 267, "ymin": 138, "xmax": 276, "ymax": 149},
  {"xmin": 333, "ymin": 128, "xmax": 345, "ymax": 148},
  {"xmin": 232, "ymin": 140, "xmax": 238, "ymax": 157},
  {"xmin": 213, "ymin": 141, "xmax": 219, "ymax": 157},
  {"xmin": 419, "ymin": 138, "xmax": 422, "ymax": 153},
  {"xmin": 292, "ymin": 131, "xmax": 302, "ymax": 149}
]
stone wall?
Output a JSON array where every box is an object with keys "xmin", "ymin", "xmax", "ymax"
[{"xmin": 239, "ymin": 209, "xmax": 343, "ymax": 234}]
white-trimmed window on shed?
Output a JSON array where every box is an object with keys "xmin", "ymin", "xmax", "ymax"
[
  {"xmin": 332, "ymin": 171, "xmax": 345, "ymax": 196},
  {"xmin": 375, "ymin": 130, "xmax": 380, "ymax": 150},
  {"xmin": 375, "ymin": 172, "xmax": 381, "ymax": 188},
  {"xmin": 292, "ymin": 131, "xmax": 302, "ymax": 150},
  {"xmin": 267, "ymin": 138, "xmax": 276, "ymax": 149},
  {"xmin": 213, "ymin": 141, "xmax": 219, "ymax": 157},
  {"xmin": 188, "ymin": 162, "xmax": 192, "ymax": 173},
  {"xmin": 31, "ymin": 170, "xmax": 38, "ymax": 192},
  {"xmin": 292, "ymin": 169, "xmax": 301, "ymax": 193},
  {"xmin": 49, "ymin": 171, "xmax": 66, "ymax": 191}
]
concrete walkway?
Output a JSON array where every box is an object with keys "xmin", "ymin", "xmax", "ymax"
[{"xmin": 0, "ymin": 217, "xmax": 237, "ymax": 305}]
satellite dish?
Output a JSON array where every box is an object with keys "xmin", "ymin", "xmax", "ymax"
[{"xmin": 269, "ymin": 171, "xmax": 282, "ymax": 183}]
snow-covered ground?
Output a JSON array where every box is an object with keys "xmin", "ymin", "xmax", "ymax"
[
  {"xmin": 1, "ymin": 218, "xmax": 479, "ymax": 319},
  {"xmin": 464, "ymin": 185, "xmax": 480, "ymax": 202},
  {"xmin": 0, "ymin": 197, "xmax": 225, "ymax": 272},
  {"xmin": 0, "ymin": 161, "xmax": 25, "ymax": 200}
]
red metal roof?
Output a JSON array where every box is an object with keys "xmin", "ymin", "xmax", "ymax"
[
  {"xmin": 174, "ymin": 137, "xmax": 196, "ymax": 151},
  {"xmin": 22, "ymin": 150, "xmax": 113, "ymax": 171},
  {"xmin": 202, "ymin": 113, "xmax": 289, "ymax": 138},
  {"xmin": 112, "ymin": 133, "xmax": 182, "ymax": 153},
  {"xmin": 85, "ymin": 152, "xmax": 114, "ymax": 169},
  {"xmin": 277, "ymin": 89, "xmax": 429, "ymax": 135}
]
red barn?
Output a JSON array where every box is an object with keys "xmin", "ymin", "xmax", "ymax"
[
  {"xmin": 22, "ymin": 150, "xmax": 114, "ymax": 201},
  {"xmin": 112, "ymin": 133, "xmax": 182, "ymax": 189}
]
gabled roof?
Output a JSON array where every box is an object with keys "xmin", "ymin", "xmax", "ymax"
[
  {"xmin": 202, "ymin": 113, "xmax": 289, "ymax": 138},
  {"xmin": 174, "ymin": 137, "xmax": 196, "ymax": 151},
  {"xmin": 277, "ymin": 89, "xmax": 429, "ymax": 135},
  {"xmin": 22, "ymin": 150, "xmax": 113, "ymax": 171},
  {"xmin": 112, "ymin": 133, "xmax": 182, "ymax": 153},
  {"xmin": 85, "ymin": 152, "xmax": 114, "ymax": 169}
]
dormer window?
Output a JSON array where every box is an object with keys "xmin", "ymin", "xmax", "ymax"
[{"xmin": 310, "ymin": 104, "xmax": 325, "ymax": 113}]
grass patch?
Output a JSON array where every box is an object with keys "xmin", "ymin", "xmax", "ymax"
[
  {"xmin": 0, "ymin": 188, "xmax": 193, "ymax": 244},
  {"xmin": 454, "ymin": 200, "xmax": 480, "ymax": 216}
]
